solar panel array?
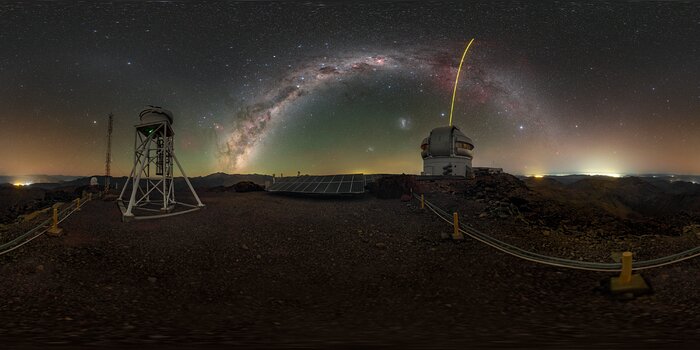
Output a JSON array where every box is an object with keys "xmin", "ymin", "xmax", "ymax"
[{"xmin": 267, "ymin": 174, "xmax": 366, "ymax": 194}]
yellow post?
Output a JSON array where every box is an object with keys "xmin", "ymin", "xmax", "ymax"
[
  {"xmin": 52, "ymin": 208, "xmax": 58, "ymax": 230},
  {"xmin": 609, "ymin": 250, "xmax": 649, "ymax": 294},
  {"xmin": 452, "ymin": 212, "xmax": 463, "ymax": 240},
  {"xmin": 420, "ymin": 194, "xmax": 425, "ymax": 209},
  {"xmin": 620, "ymin": 251, "xmax": 633, "ymax": 284},
  {"xmin": 47, "ymin": 207, "xmax": 63, "ymax": 236},
  {"xmin": 76, "ymin": 197, "xmax": 81, "ymax": 211}
]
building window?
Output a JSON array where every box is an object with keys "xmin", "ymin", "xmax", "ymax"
[{"xmin": 456, "ymin": 142, "xmax": 473, "ymax": 150}]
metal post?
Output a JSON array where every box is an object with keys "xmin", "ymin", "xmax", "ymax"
[
  {"xmin": 173, "ymin": 153, "xmax": 204, "ymax": 207},
  {"xmin": 162, "ymin": 125, "xmax": 168, "ymax": 211},
  {"xmin": 620, "ymin": 251, "xmax": 633, "ymax": 284},
  {"xmin": 124, "ymin": 130, "xmax": 158, "ymax": 218},
  {"xmin": 120, "ymin": 128, "xmax": 139, "ymax": 200},
  {"xmin": 76, "ymin": 197, "xmax": 81, "ymax": 211},
  {"xmin": 47, "ymin": 207, "xmax": 63, "ymax": 236},
  {"xmin": 452, "ymin": 212, "xmax": 463, "ymax": 240},
  {"xmin": 52, "ymin": 208, "xmax": 58, "ymax": 230},
  {"xmin": 420, "ymin": 194, "xmax": 425, "ymax": 209},
  {"xmin": 145, "ymin": 146, "xmax": 151, "ymax": 204},
  {"xmin": 125, "ymin": 144, "xmax": 150, "ymax": 217}
]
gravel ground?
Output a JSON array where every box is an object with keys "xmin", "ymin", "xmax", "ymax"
[{"xmin": 0, "ymin": 191, "xmax": 698, "ymax": 348}]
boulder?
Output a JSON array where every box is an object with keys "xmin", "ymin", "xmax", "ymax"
[
  {"xmin": 682, "ymin": 224, "xmax": 700, "ymax": 239},
  {"xmin": 233, "ymin": 181, "xmax": 264, "ymax": 192},
  {"xmin": 368, "ymin": 175, "xmax": 418, "ymax": 199}
]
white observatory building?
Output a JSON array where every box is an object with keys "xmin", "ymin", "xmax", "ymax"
[
  {"xmin": 420, "ymin": 125, "xmax": 475, "ymax": 178},
  {"xmin": 117, "ymin": 106, "xmax": 204, "ymax": 221}
]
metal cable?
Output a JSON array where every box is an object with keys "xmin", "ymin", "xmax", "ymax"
[
  {"xmin": 422, "ymin": 197, "xmax": 621, "ymax": 270},
  {"xmin": 0, "ymin": 197, "xmax": 90, "ymax": 256},
  {"xmin": 416, "ymin": 193, "xmax": 700, "ymax": 272},
  {"xmin": 422, "ymin": 199, "xmax": 621, "ymax": 272}
]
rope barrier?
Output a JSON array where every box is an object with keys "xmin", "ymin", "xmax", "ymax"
[
  {"xmin": 0, "ymin": 193, "xmax": 98, "ymax": 256},
  {"xmin": 415, "ymin": 193, "xmax": 700, "ymax": 272}
]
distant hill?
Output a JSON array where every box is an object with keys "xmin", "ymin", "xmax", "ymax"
[
  {"xmin": 523, "ymin": 175, "xmax": 700, "ymax": 219},
  {"xmin": 188, "ymin": 172, "xmax": 272, "ymax": 188},
  {"xmin": 516, "ymin": 174, "xmax": 700, "ymax": 186},
  {"xmin": 0, "ymin": 173, "xmax": 272, "ymax": 190},
  {"xmin": 0, "ymin": 175, "xmax": 81, "ymax": 186}
]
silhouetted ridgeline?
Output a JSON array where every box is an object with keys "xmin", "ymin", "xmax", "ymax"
[
  {"xmin": 522, "ymin": 175, "xmax": 700, "ymax": 218},
  {"xmin": 0, "ymin": 173, "xmax": 272, "ymax": 190}
]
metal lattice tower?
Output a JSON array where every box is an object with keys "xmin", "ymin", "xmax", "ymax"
[
  {"xmin": 117, "ymin": 106, "xmax": 204, "ymax": 221},
  {"xmin": 104, "ymin": 112, "xmax": 113, "ymax": 192}
]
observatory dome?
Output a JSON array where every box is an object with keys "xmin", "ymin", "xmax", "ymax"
[
  {"xmin": 420, "ymin": 126, "xmax": 474, "ymax": 159},
  {"xmin": 420, "ymin": 125, "xmax": 475, "ymax": 177},
  {"xmin": 139, "ymin": 106, "xmax": 174, "ymax": 125}
]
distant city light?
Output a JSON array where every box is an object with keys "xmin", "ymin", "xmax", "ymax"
[{"xmin": 581, "ymin": 172, "xmax": 623, "ymax": 178}]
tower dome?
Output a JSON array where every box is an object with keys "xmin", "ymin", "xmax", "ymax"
[{"xmin": 139, "ymin": 106, "xmax": 174, "ymax": 125}]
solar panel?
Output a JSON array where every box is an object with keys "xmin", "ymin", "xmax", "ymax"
[{"xmin": 267, "ymin": 174, "xmax": 366, "ymax": 194}]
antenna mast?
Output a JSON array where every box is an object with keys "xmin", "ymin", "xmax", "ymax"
[{"xmin": 105, "ymin": 112, "xmax": 114, "ymax": 192}]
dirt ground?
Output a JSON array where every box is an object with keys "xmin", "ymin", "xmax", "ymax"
[{"xmin": 0, "ymin": 191, "xmax": 698, "ymax": 348}]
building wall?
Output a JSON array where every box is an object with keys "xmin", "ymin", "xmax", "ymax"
[{"xmin": 422, "ymin": 157, "xmax": 473, "ymax": 177}]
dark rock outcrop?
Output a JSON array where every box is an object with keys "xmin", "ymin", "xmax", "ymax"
[
  {"xmin": 367, "ymin": 175, "xmax": 418, "ymax": 199},
  {"xmin": 232, "ymin": 181, "xmax": 265, "ymax": 192}
]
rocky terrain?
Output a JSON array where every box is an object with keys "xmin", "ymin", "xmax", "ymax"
[
  {"xmin": 0, "ymin": 174, "xmax": 698, "ymax": 348},
  {"xmin": 0, "ymin": 184, "xmax": 85, "ymax": 226},
  {"xmin": 417, "ymin": 173, "xmax": 700, "ymax": 265},
  {"xmin": 0, "ymin": 174, "xmax": 272, "ymax": 225}
]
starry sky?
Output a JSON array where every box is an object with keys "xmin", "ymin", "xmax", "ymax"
[{"xmin": 1, "ymin": 1, "xmax": 699, "ymax": 177}]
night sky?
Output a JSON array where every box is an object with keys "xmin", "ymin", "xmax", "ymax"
[{"xmin": 1, "ymin": 1, "xmax": 699, "ymax": 178}]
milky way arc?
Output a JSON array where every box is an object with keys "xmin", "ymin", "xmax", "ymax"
[{"xmin": 218, "ymin": 46, "xmax": 554, "ymax": 172}]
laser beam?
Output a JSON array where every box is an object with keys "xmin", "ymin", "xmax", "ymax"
[{"xmin": 449, "ymin": 38, "xmax": 475, "ymax": 127}]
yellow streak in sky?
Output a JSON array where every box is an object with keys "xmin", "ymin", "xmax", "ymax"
[{"xmin": 449, "ymin": 38, "xmax": 475, "ymax": 127}]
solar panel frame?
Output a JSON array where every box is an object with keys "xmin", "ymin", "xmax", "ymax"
[
  {"xmin": 301, "ymin": 180, "xmax": 318, "ymax": 192},
  {"xmin": 325, "ymin": 181, "xmax": 341, "ymax": 193},
  {"xmin": 312, "ymin": 182, "xmax": 330, "ymax": 193},
  {"xmin": 267, "ymin": 174, "xmax": 367, "ymax": 194},
  {"xmin": 279, "ymin": 180, "xmax": 298, "ymax": 191},
  {"xmin": 351, "ymin": 174, "xmax": 365, "ymax": 192}
]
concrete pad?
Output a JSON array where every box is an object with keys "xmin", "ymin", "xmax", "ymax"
[
  {"xmin": 46, "ymin": 227, "xmax": 64, "ymax": 237},
  {"xmin": 610, "ymin": 274, "xmax": 649, "ymax": 295}
]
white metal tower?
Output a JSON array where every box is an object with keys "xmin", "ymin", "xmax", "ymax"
[{"xmin": 117, "ymin": 106, "xmax": 204, "ymax": 221}]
